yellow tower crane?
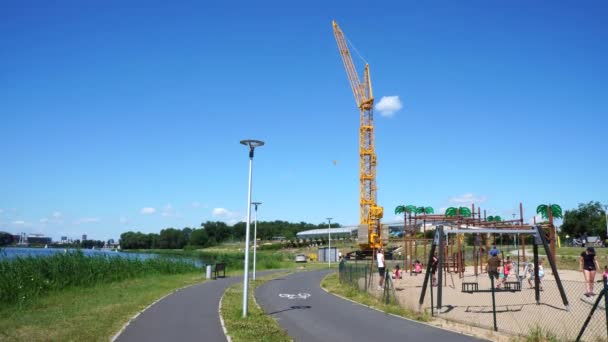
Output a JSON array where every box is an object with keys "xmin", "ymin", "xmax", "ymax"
[{"xmin": 332, "ymin": 20, "xmax": 384, "ymax": 250}]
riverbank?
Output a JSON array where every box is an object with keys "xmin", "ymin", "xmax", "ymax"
[{"xmin": 0, "ymin": 273, "xmax": 204, "ymax": 341}]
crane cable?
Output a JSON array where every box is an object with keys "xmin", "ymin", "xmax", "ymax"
[{"xmin": 344, "ymin": 33, "xmax": 368, "ymax": 66}]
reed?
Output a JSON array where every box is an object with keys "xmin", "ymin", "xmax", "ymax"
[{"xmin": 0, "ymin": 251, "xmax": 199, "ymax": 305}]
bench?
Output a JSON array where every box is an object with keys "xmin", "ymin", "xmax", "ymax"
[
  {"xmin": 462, "ymin": 281, "xmax": 521, "ymax": 293},
  {"xmin": 462, "ymin": 282, "xmax": 479, "ymax": 292},
  {"xmin": 214, "ymin": 263, "xmax": 226, "ymax": 279}
]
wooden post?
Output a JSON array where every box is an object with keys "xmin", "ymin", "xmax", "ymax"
[{"xmin": 548, "ymin": 205, "xmax": 556, "ymax": 260}]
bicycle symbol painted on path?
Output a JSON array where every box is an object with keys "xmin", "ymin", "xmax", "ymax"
[{"xmin": 279, "ymin": 293, "xmax": 311, "ymax": 300}]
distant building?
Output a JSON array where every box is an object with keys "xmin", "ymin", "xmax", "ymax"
[
  {"xmin": 82, "ymin": 234, "xmax": 87, "ymax": 241},
  {"xmin": 27, "ymin": 233, "xmax": 51, "ymax": 245}
]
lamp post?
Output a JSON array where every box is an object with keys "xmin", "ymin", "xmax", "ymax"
[
  {"xmin": 252, "ymin": 201, "xmax": 262, "ymax": 281},
  {"xmin": 240, "ymin": 139, "xmax": 264, "ymax": 318},
  {"xmin": 604, "ymin": 205, "xmax": 608, "ymax": 239},
  {"xmin": 327, "ymin": 217, "xmax": 332, "ymax": 268}
]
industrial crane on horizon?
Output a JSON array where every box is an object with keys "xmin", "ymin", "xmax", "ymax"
[{"xmin": 332, "ymin": 20, "xmax": 384, "ymax": 250}]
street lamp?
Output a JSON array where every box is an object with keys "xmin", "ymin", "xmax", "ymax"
[
  {"xmin": 240, "ymin": 139, "xmax": 264, "ymax": 318},
  {"xmin": 604, "ymin": 205, "xmax": 608, "ymax": 239},
  {"xmin": 327, "ymin": 217, "xmax": 332, "ymax": 268},
  {"xmin": 252, "ymin": 201, "xmax": 262, "ymax": 281}
]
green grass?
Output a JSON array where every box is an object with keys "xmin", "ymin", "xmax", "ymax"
[
  {"xmin": 0, "ymin": 251, "xmax": 199, "ymax": 305},
  {"xmin": 320, "ymin": 272, "xmax": 430, "ymax": 322},
  {"xmin": 221, "ymin": 272, "xmax": 292, "ymax": 342},
  {"xmin": 0, "ymin": 272, "xmax": 204, "ymax": 342},
  {"xmin": 555, "ymin": 246, "xmax": 608, "ymax": 257},
  {"xmin": 126, "ymin": 248, "xmax": 339, "ymax": 272},
  {"xmin": 524, "ymin": 325, "xmax": 558, "ymax": 342}
]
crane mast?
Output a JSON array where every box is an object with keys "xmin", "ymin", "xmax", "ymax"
[{"xmin": 332, "ymin": 21, "xmax": 384, "ymax": 250}]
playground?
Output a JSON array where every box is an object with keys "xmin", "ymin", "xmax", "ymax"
[
  {"xmin": 377, "ymin": 266, "xmax": 606, "ymax": 341},
  {"xmin": 343, "ymin": 217, "xmax": 608, "ymax": 341}
]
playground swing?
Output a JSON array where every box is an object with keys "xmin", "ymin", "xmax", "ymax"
[{"xmin": 419, "ymin": 225, "xmax": 570, "ymax": 315}]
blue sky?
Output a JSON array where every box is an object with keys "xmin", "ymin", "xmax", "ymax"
[{"xmin": 1, "ymin": 1, "xmax": 607, "ymax": 241}]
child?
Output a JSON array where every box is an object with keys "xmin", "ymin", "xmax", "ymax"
[
  {"xmin": 392, "ymin": 265, "xmax": 402, "ymax": 279},
  {"xmin": 528, "ymin": 258, "xmax": 545, "ymax": 290},
  {"xmin": 496, "ymin": 256, "xmax": 513, "ymax": 289},
  {"xmin": 413, "ymin": 260, "xmax": 422, "ymax": 275},
  {"xmin": 603, "ymin": 265, "xmax": 608, "ymax": 283}
]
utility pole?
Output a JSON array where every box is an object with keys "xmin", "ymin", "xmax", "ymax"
[{"xmin": 327, "ymin": 218, "xmax": 332, "ymax": 268}]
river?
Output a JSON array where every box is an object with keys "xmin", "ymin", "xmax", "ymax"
[{"xmin": 0, "ymin": 247, "xmax": 206, "ymax": 267}]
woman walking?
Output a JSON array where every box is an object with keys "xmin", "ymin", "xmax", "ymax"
[{"xmin": 580, "ymin": 246, "xmax": 600, "ymax": 297}]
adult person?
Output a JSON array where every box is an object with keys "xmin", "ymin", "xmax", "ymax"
[
  {"xmin": 582, "ymin": 232, "xmax": 588, "ymax": 248},
  {"xmin": 377, "ymin": 247, "xmax": 385, "ymax": 290},
  {"xmin": 580, "ymin": 246, "xmax": 600, "ymax": 297},
  {"xmin": 487, "ymin": 248, "xmax": 501, "ymax": 287}
]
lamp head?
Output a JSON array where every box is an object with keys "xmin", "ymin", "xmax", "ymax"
[{"xmin": 240, "ymin": 139, "xmax": 265, "ymax": 158}]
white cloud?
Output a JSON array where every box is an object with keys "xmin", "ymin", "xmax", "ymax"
[
  {"xmin": 212, "ymin": 208, "xmax": 233, "ymax": 217},
  {"xmin": 375, "ymin": 96, "xmax": 403, "ymax": 117},
  {"xmin": 191, "ymin": 202, "xmax": 201, "ymax": 208},
  {"xmin": 73, "ymin": 217, "xmax": 100, "ymax": 224},
  {"xmin": 39, "ymin": 212, "xmax": 65, "ymax": 225},
  {"xmin": 448, "ymin": 193, "xmax": 487, "ymax": 206},
  {"xmin": 140, "ymin": 207, "xmax": 156, "ymax": 215},
  {"xmin": 528, "ymin": 214, "xmax": 543, "ymax": 225},
  {"xmin": 212, "ymin": 208, "xmax": 241, "ymax": 219},
  {"xmin": 12, "ymin": 220, "xmax": 26, "ymax": 225},
  {"xmin": 226, "ymin": 219, "xmax": 241, "ymax": 226},
  {"xmin": 161, "ymin": 204, "xmax": 173, "ymax": 217}
]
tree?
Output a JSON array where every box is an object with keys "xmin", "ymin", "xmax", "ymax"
[
  {"xmin": 561, "ymin": 201, "xmax": 606, "ymax": 238},
  {"xmin": 416, "ymin": 206, "xmax": 434, "ymax": 215},
  {"xmin": 0, "ymin": 232, "xmax": 14, "ymax": 246},
  {"xmin": 538, "ymin": 204, "xmax": 563, "ymax": 220},
  {"xmin": 395, "ymin": 205, "xmax": 415, "ymax": 234},
  {"xmin": 445, "ymin": 207, "xmax": 457, "ymax": 217},
  {"xmin": 189, "ymin": 228, "xmax": 209, "ymax": 247},
  {"xmin": 458, "ymin": 207, "xmax": 472, "ymax": 217},
  {"xmin": 536, "ymin": 204, "xmax": 563, "ymax": 220}
]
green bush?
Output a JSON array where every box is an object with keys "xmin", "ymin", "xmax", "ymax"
[{"xmin": 258, "ymin": 243, "xmax": 284, "ymax": 251}]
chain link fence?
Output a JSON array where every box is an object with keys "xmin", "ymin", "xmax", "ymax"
[{"xmin": 339, "ymin": 260, "xmax": 608, "ymax": 341}]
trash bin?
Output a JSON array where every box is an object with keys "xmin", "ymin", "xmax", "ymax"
[{"xmin": 206, "ymin": 265, "xmax": 212, "ymax": 279}]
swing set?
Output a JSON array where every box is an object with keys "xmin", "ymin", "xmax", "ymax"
[
  {"xmin": 399, "ymin": 203, "xmax": 558, "ymax": 277},
  {"xmin": 418, "ymin": 225, "xmax": 570, "ymax": 331}
]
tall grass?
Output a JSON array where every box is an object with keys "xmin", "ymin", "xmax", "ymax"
[
  {"xmin": 135, "ymin": 249, "xmax": 292, "ymax": 270},
  {"xmin": 0, "ymin": 251, "xmax": 199, "ymax": 305}
]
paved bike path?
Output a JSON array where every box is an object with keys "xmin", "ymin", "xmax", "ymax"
[
  {"xmin": 256, "ymin": 270, "xmax": 482, "ymax": 342},
  {"xmin": 115, "ymin": 272, "xmax": 275, "ymax": 342}
]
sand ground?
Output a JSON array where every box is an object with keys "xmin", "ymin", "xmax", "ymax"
[{"xmin": 365, "ymin": 264, "xmax": 607, "ymax": 341}]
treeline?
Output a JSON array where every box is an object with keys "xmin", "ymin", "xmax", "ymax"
[{"xmin": 120, "ymin": 220, "xmax": 341, "ymax": 250}]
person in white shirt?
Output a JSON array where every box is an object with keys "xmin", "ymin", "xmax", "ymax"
[{"xmin": 377, "ymin": 248, "xmax": 385, "ymax": 289}]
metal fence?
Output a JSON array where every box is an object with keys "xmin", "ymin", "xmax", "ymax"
[
  {"xmin": 339, "ymin": 260, "xmax": 608, "ymax": 341},
  {"xmin": 338, "ymin": 260, "xmax": 399, "ymax": 305}
]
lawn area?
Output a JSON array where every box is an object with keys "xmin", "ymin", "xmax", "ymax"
[
  {"xmin": 0, "ymin": 273, "xmax": 204, "ymax": 342},
  {"xmin": 320, "ymin": 272, "xmax": 429, "ymax": 322},
  {"xmin": 221, "ymin": 272, "xmax": 292, "ymax": 342},
  {"xmin": 555, "ymin": 246, "xmax": 608, "ymax": 257}
]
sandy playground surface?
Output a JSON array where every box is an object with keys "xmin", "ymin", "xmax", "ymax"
[{"xmin": 367, "ymin": 264, "xmax": 607, "ymax": 341}]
